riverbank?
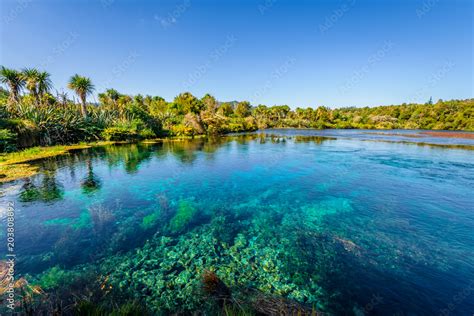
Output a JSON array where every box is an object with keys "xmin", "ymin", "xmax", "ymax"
[
  {"xmin": 0, "ymin": 137, "xmax": 209, "ymax": 183},
  {"xmin": 0, "ymin": 142, "xmax": 113, "ymax": 183},
  {"xmin": 420, "ymin": 131, "xmax": 474, "ymax": 139},
  {"xmin": 1, "ymin": 129, "xmax": 474, "ymax": 183}
]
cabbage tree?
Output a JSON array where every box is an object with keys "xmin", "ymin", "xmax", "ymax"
[{"xmin": 68, "ymin": 74, "xmax": 94, "ymax": 118}]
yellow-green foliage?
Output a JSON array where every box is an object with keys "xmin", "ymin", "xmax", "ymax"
[
  {"xmin": 0, "ymin": 142, "xmax": 112, "ymax": 183},
  {"xmin": 255, "ymin": 99, "xmax": 474, "ymax": 131},
  {"xmin": 1, "ymin": 65, "xmax": 473, "ymax": 157},
  {"xmin": 0, "ymin": 163, "xmax": 38, "ymax": 183},
  {"xmin": 0, "ymin": 144, "xmax": 89, "ymax": 164},
  {"xmin": 170, "ymin": 124, "xmax": 194, "ymax": 136}
]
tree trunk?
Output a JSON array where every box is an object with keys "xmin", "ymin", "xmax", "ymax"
[
  {"xmin": 80, "ymin": 96, "xmax": 88, "ymax": 118},
  {"xmin": 34, "ymin": 91, "xmax": 40, "ymax": 106},
  {"xmin": 8, "ymin": 85, "xmax": 18, "ymax": 105}
]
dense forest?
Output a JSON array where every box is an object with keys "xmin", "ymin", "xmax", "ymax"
[{"xmin": 1, "ymin": 66, "xmax": 473, "ymax": 152}]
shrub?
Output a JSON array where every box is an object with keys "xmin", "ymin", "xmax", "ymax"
[
  {"xmin": 169, "ymin": 124, "xmax": 194, "ymax": 137},
  {"xmin": 102, "ymin": 126, "xmax": 139, "ymax": 141},
  {"xmin": 138, "ymin": 128, "xmax": 156, "ymax": 139},
  {"xmin": 102, "ymin": 125, "xmax": 157, "ymax": 141},
  {"xmin": 0, "ymin": 128, "xmax": 17, "ymax": 152}
]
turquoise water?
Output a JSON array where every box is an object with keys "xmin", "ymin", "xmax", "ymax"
[{"xmin": 1, "ymin": 130, "xmax": 474, "ymax": 314}]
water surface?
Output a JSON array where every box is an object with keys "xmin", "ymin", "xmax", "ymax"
[{"xmin": 1, "ymin": 129, "xmax": 473, "ymax": 314}]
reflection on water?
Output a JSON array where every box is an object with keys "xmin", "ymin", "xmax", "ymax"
[
  {"xmin": 81, "ymin": 159, "xmax": 102, "ymax": 194},
  {"xmin": 19, "ymin": 172, "xmax": 64, "ymax": 203},
  {"xmin": 1, "ymin": 131, "xmax": 473, "ymax": 314}
]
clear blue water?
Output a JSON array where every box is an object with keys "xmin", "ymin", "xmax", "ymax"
[{"xmin": 1, "ymin": 129, "xmax": 473, "ymax": 314}]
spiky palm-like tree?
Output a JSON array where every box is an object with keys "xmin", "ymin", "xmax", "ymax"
[
  {"xmin": 21, "ymin": 68, "xmax": 40, "ymax": 103},
  {"xmin": 105, "ymin": 88, "xmax": 120, "ymax": 103},
  {"xmin": 37, "ymin": 71, "xmax": 52, "ymax": 99},
  {"xmin": 99, "ymin": 88, "xmax": 120, "ymax": 107},
  {"xmin": 0, "ymin": 66, "xmax": 25, "ymax": 104},
  {"xmin": 68, "ymin": 74, "xmax": 94, "ymax": 118}
]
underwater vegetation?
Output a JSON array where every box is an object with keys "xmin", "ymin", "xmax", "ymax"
[
  {"xmin": 0, "ymin": 261, "xmax": 155, "ymax": 315},
  {"xmin": 17, "ymin": 211, "xmax": 335, "ymax": 315},
  {"xmin": 202, "ymin": 270, "xmax": 232, "ymax": 304},
  {"xmin": 73, "ymin": 301, "xmax": 151, "ymax": 316},
  {"xmin": 95, "ymin": 214, "xmax": 327, "ymax": 313},
  {"xmin": 140, "ymin": 195, "xmax": 172, "ymax": 230},
  {"xmin": 36, "ymin": 266, "xmax": 81, "ymax": 290},
  {"xmin": 2, "ymin": 135, "xmax": 473, "ymax": 314},
  {"xmin": 167, "ymin": 198, "xmax": 198, "ymax": 233},
  {"xmin": 141, "ymin": 211, "xmax": 160, "ymax": 230},
  {"xmin": 0, "ymin": 261, "xmax": 44, "ymax": 312}
]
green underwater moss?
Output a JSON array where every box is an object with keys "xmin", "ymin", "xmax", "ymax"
[
  {"xmin": 141, "ymin": 211, "xmax": 160, "ymax": 229},
  {"xmin": 100, "ymin": 215, "xmax": 325, "ymax": 313},
  {"xmin": 36, "ymin": 266, "xmax": 79, "ymax": 290},
  {"xmin": 168, "ymin": 199, "xmax": 198, "ymax": 233}
]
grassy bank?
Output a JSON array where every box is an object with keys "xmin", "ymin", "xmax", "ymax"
[
  {"xmin": 0, "ymin": 137, "xmax": 208, "ymax": 183},
  {"xmin": 0, "ymin": 142, "xmax": 115, "ymax": 183},
  {"xmin": 2, "ymin": 129, "xmax": 474, "ymax": 183}
]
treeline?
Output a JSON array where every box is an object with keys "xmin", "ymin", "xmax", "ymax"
[{"xmin": 0, "ymin": 66, "xmax": 472, "ymax": 152}]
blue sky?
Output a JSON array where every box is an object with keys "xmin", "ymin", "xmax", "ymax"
[{"xmin": 1, "ymin": 0, "xmax": 472, "ymax": 108}]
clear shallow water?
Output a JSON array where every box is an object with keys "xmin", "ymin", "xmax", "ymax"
[{"xmin": 1, "ymin": 130, "xmax": 474, "ymax": 314}]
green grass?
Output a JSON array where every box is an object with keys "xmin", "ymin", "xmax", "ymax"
[
  {"xmin": 0, "ymin": 145, "xmax": 87, "ymax": 165},
  {"xmin": 0, "ymin": 138, "xmax": 204, "ymax": 183},
  {"xmin": 0, "ymin": 142, "xmax": 115, "ymax": 183},
  {"xmin": 0, "ymin": 163, "xmax": 39, "ymax": 183}
]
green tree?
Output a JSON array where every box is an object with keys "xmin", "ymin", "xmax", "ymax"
[
  {"xmin": 201, "ymin": 93, "xmax": 218, "ymax": 113},
  {"xmin": 21, "ymin": 68, "xmax": 40, "ymax": 103},
  {"xmin": 217, "ymin": 102, "xmax": 233, "ymax": 116},
  {"xmin": 68, "ymin": 74, "xmax": 95, "ymax": 118},
  {"xmin": 105, "ymin": 88, "xmax": 120, "ymax": 105},
  {"xmin": 37, "ymin": 71, "xmax": 52, "ymax": 100},
  {"xmin": 173, "ymin": 92, "xmax": 204, "ymax": 114},
  {"xmin": 235, "ymin": 101, "xmax": 251, "ymax": 118},
  {"xmin": 0, "ymin": 66, "xmax": 25, "ymax": 104}
]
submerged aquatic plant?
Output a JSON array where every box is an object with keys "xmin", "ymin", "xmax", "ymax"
[
  {"xmin": 251, "ymin": 292, "xmax": 322, "ymax": 316},
  {"xmin": 89, "ymin": 204, "xmax": 116, "ymax": 238},
  {"xmin": 98, "ymin": 214, "xmax": 326, "ymax": 313},
  {"xmin": 36, "ymin": 266, "xmax": 78, "ymax": 290},
  {"xmin": 141, "ymin": 194, "xmax": 174, "ymax": 230},
  {"xmin": 0, "ymin": 261, "xmax": 45, "ymax": 314},
  {"xmin": 202, "ymin": 270, "xmax": 232, "ymax": 306},
  {"xmin": 168, "ymin": 199, "xmax": 198, "ymax": 233},
  {"xmin": 141, "ymin": 211, "xmax": 160, "ymax": 230},
  {"xmin": 73, "ymin": 300, "xmax": 151, "ymax": 316}
]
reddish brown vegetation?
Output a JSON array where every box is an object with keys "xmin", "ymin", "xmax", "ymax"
[
  {"xmin": 420, "ymin": 131, "xmax": 474, "ymax": 139},
  {"xmin": 202, "ymin": 270, "xmax": 231, "ymax": 304},
  {"xmin": 253, "ymin": 294, "xmax": 324, "ymax": 316}
]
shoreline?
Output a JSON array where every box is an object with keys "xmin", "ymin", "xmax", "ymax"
[
  {"xmin": 0, "ymin": 137, "xmax": 208, "ymax": 183},
  {"xmin": 1, "ymin": 129, "xmax": 473, "ymax": 183},
  {"xmin": 420, "ymin": 131, "xmax": 474, "ymax": 139}
]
